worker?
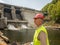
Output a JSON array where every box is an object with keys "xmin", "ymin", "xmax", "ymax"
[
  {"xmin": 24, "ymin": 13, "xmax": 49, "ymax": 45},
  {"xmin": 33, "ymin": 13, "xmax": 49, "ymax": 45}
]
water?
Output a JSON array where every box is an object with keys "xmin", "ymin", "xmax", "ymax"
[{"xmin": 0, "ymin": 28, "xmax": 60, "ymax": 45}]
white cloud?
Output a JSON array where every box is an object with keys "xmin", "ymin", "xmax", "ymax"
[{"xmin": 0, "ymin": 0, "xmax": 5, "ymax": 3}]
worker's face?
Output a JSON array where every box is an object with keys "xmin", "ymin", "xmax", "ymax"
[{"xmin": 34, "ymin": 18, "xmax": 43, "ymax": 27}]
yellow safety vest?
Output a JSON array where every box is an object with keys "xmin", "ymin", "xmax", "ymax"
[{"xmin": 33, "ymin": 25, "xmax": 49, "ymax": 45}]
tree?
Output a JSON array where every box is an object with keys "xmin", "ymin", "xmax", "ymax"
[
  {"xmin": 42, "ymin": 0, "xmax": 60, "ymax": 23},
  {"xmin": 55, "ymin": 1, "xmax": 60, "ymax": 23},
  {"xmin": 52, "ymin": 0, "xmax": 58, "ymax": 4}
]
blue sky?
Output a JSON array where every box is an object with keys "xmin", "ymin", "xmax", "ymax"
[{"xmin": 0, "ymin": 0, "xmax": 52, "ymax": 10}]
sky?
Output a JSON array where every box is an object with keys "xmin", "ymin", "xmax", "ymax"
[{"xmin": 0, "ymin": 0, "xmax": 52, "ymax": 10}]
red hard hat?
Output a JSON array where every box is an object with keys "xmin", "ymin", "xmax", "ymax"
[{"xmin": 34, "ymin": 13, "xmax": 44, "ymax": 19}]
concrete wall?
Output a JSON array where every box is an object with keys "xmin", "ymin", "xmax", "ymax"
[
  {"xmin": 0, "ymin": 3, "xmax": 41, "ymax": 27},
  {"xmin": 21, "ymin": 9, "xmax": 40, "ymax": 27}
]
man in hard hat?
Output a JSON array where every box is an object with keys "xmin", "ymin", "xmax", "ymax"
[
  {"xmin": 24, "ymin": 13, "xmax": 49, "ymax": 45},
  {"xmin": 33, "ymin": 13, "xmax": 49, "ymax": 45}
]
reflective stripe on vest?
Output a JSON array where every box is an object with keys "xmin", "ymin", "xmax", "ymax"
[{"xmin": 33, "ymin": 25, "xmax": 49, "ymax": 45}]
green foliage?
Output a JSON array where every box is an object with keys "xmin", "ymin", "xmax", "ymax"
[
  {"xmin": 55, "ymin": 1, "xmax": 60, "ymax": 23},
  {"xmin": 51, "ymin": 0, "xmax": 58, "ymax": 4},
  {"xmin": 42, "ymin": 3, "xmax": 50, "ymax": 12},
  {"xmin": 42, "ymin": 0, "xmax": 60, "ymax": 23}
]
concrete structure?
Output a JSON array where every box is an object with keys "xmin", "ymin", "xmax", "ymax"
[{"xmin": 0, "ymin": 3, "xmax": 40, "ymax": 29}]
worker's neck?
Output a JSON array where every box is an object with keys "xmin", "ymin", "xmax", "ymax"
[{"xmin": 37, "ymin": 24, "xmax": 42, "ymax": 27}]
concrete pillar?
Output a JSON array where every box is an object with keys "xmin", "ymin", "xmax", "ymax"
[
  {"xmin": 11, "ymin": 6, "xmax": 17, "ymax": 20},
  {"xmin": 1, "ymin": 11, "xmax": 4, "ymax": 18},
  {"xmin": 0, "ymin": 4, "xmax": 4, "ymax": 18}
]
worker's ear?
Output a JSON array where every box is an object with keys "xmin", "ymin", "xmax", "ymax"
[{"xmin": 42, "ymin": 20, "xmax": 44, "ymax": 24}]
